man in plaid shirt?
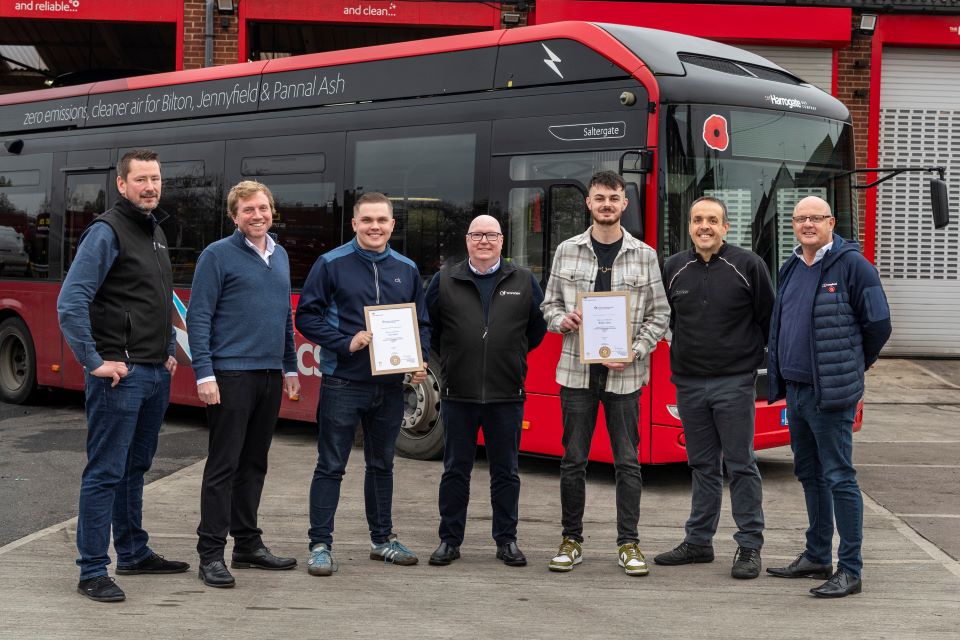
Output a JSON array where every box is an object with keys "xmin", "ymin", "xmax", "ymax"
[{"xmin": 541, "ymin": 170, "xmax": 669, "ymax": 576}]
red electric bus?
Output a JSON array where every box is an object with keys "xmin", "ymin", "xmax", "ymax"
[{"xmin": 0, "ymin": 21, "xmax": 865, "ymax": 463}]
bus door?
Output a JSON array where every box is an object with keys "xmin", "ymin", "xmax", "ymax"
[
  {"xmin": 225, "ymin": 133, "xmax": 344, "ymax": 420},
  {"xmin": 60, "ymin": 164, "xmax": 110, "ymax": 388}
]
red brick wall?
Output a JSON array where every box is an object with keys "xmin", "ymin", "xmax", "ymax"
[
  {"xmin": 836, "ymin": 12, "xmax": 874, "ymax": 242},
  {"xmin": 183, "ymin": 0, "xmax": 239, "ymax": 69}
]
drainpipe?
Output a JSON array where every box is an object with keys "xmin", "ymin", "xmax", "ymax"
[{"xmin": 205, "ymin": 0, "xmax": 215, "ymax": 68}]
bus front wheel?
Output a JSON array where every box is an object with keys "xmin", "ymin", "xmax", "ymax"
[
  {"xmin": 396, "ymin": 360, "xmax": 443, "ymax": 460},
  {"xmin": 0, "ymin": 317, "xmax": 37, "ymax": 404}
]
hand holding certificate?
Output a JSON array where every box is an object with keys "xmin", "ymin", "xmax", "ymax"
[
  {"xmin": 364, "ymin": 303, "xmax": 425, "ymax": 375},
  {"xmin": 578, "ymin": 291, "xmax": 632, "ymax": 364}
]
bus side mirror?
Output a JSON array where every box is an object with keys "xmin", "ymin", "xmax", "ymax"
[
  {"xmin": 930, "ymin": 179, "xmax": 950, "ymax": 229},
  {"xmin": 624, "ymin": 182, "xmax": 644, "ymax": 241}
]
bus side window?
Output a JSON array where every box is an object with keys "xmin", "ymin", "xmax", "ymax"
[
  {"xmin": 350, "ymin": 127, "xmax": 485, "ymax": 280},
  {"xmin": 505, "ymin": 187, "xmax": 545, "ymax": 279},
  {"xmin": 159, "ymin": 161, "xmax": 221, "ymax": 286},
  {"xmin": 63, "ymin": 173, "xmax": 106, "ymax": 272},
  {"xmin": 0, "ymin": 167, "xmax": 49, "ymax": 279}
]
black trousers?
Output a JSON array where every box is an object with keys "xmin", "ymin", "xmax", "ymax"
[
  {"xmin": 197, "ymin": 369, "xmax": 282, "ymax": 563},
  {"xmin": 437, "ymin": 400, "xmax": 524, "ymax": 546}
]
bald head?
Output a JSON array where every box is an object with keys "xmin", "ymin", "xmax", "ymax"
[
  {"xmin": 468, "ymin": 215, "xmax": 501, "ymax": 234},
  {"xmin": 465, "ymin": 214, "xmax": 503, "ymax": 272},
  {"xmin": 794, "ymin": 196, "xmax": 831, "ymax": 217}
]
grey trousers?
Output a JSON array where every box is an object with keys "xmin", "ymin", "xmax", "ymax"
[{"xmin": 673, "ymin": 372, "xmax": 764, "ymax": 550}]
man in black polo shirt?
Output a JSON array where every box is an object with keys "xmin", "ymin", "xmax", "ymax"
[
  {"xmin": 425, "ymin": 214, "xmax": 546, "ymax": 567},
  {"xmin": 654, "ymin": 196, "xmax": 774, "ymax": 579}
]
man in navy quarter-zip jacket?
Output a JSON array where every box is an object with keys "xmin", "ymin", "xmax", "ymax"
[
  {"xmin": 424, "ymin": 215, "xmax": 547, "ymax": 568},
  {"xmin": 766, "ymin": 196, "xmax": 891, "ymax": 598},
  {"xmin": 58, "ymin": 149, "xmax": 189, "ymax": 603},
  {"xmin": 655, "ymin": 197, "xmax": 774, "ymax": 581},
  {"xmin": 187, "ymin": 181, "xmax": 301, "ymax": 588},
  {"xmin": 295, "ymin": 191, "xmax": 430, "ymax": 575}
]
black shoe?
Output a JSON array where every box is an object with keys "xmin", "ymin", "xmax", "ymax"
[
  {"xmin": 116, "ymin": 552, "xmax": 190, "ymax": 575},
  {"xmin": 77, "ymin": 576, "xmax": 126, "ymax": 602},
  {"xmin": 653, "ymin": 541, "xmax": 715, "ymax": 566},
  {"xmin": 199, "ymin": 560, "xmax": 236, "ymax": 588},
  {"xmin": 428, "ymin": 542, "xmax": 460, "ymax": 566},
  {"xmin": 232, "ymin": 547, "xmax": 297, "ymax": 571},
  {"xmin": 766, "ymin": 553, "xmax": 833, "ymax": 579},
  {"xmin": 731, "ymin": 546, "xmax": 761, "ymax": 579},
  {"xmin": 810, "ymin": 569, "xmax": 862, "ymax": 598},
  {"xmin": 496, "ymin": 541, "xmax": 527, "ymax": 567}
]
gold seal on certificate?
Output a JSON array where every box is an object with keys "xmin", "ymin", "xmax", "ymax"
[
  {"xmin": 363, "ymin": 303, "xmax": 424, "ymax": 376},
  {"xmin": 578, "ymin": 291, "xmax": 632, "ymax": 364}
]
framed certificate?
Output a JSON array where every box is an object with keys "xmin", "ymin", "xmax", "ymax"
[
  {"xmin": 364, "ymin": 303, "xmax": 424, "ymax": 376},
  {"xmin": 578, "ymin": 291, "xmax": 632, "ymax": 364}
]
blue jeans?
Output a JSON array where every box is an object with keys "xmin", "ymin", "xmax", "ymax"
[
  {"xmin": 438, "ymin": 400, "xmax": 524, "ymax": 546},
  {"xmin": 673, "ymin": 372, "xmax": 764, "ymax": 550},
  {"xmin": 786, "ymin": 381, "xmax": 862, "ymax": 577},
  {"xmin": 308, "ymin": 376, "xmax": 403, "ymax": 549},
  {"xmin": 559, "ymin": 369, "xmax": 642, "ymax": 546},
  {"xmin": 77, "ymin": 363, "xmax": 170, "ymax": 580}
]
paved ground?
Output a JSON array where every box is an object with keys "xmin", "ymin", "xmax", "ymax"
[{"xmin": 0, "ymin": 359, "xmax": 957, "ymax": 639}]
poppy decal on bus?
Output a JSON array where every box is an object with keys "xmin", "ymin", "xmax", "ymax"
[{"xmin": 702, "ymin": 114, "xmax": 729, "ymax": 151}]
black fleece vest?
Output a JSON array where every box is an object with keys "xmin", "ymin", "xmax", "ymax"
[
  {"xmin": 87, "ymin": 198, "xmax": 173, "ymax": 363},
  {"xmin": 437, "ymin": 261, "xmax": 533, "ymax": 403}
]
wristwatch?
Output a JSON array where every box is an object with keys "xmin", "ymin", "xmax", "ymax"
[{"xmin": 632, "ymin": 347, "xmax": 642, "ymax": 361}]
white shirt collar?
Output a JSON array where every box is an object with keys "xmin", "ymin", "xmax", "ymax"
[
  {"xmin": 794, "ymin": 240, "xmax": 833, "ymax": 265},
  {"xmin": 468, "ymin": 258, "xmax": 500, "ymax": 275},
  {"xmin": 245, "ymin": 233, "xmax": 275, "ymax": 264}
]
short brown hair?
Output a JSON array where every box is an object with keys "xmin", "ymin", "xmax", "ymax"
[
  {"xmin": 117, "ymin": 149, "xmax": 159, "ymax": 180},
  {"xmin": 353, "ymin": 192, "xmax": 393, "ymax": 217},
  {"xmin": 227, "ymin": 180, "xmax": 276, "ymax": 218},
  {"xmin": 589, "ymin": 170, "xmax": 625, "ymax": 192}
]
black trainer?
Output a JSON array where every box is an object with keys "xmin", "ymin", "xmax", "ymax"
[
  {"xmin": 77, "ymin": 576, "xmax": 126, "ymax": 602},
  {"xmin": 653, "ymin": 542, "xmax": 715, "ymax": 566},
  {"xmin": 116, "ymin": 552, "xmax": 190, "ymax": 575},
  {"xmin": 731, "ymin": 546, "xmax": 761, "ymax": 579}
]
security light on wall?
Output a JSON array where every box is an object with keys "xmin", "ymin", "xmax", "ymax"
[
  {"xmin": 217, "ymin": 0, "xmax": 235, "ymax": 14},
  {"xmin": 858, "ymin": 14, "xmax": 877, "ymax": 36}
]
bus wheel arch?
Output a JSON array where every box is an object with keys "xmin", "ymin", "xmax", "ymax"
[
  {"xmin": 396, "ymin": 353, "xmax": 443, "ymax": 460},
  {"xmin": 0, "ymin": 315, "xmax": 38, "ymax": 404}
]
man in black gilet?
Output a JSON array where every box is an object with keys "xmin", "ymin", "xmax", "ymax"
[{"xmin": 58, "ymin": 149, "xmax": 189, "ymax": 603}]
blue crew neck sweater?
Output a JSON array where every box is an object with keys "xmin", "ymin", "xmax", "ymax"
[
  {"xmin": 186, "ymin": 229, "xmax": 297, "ymax": 380},
  {"xmin": 777, "ymin": 258, "xmax": 821, "ymax": 384}
]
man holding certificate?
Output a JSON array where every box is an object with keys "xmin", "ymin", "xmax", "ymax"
[
  {"xmin": 295, "ymin": 192, "xmax": 430, "ymax": 576},
  {"xmin": 424, "ymin": 215, "xmax": 547, "ymax": 568},
  {"xmin": 654, "ymin": 197, "xmax": 774, "ymax": 580},
  {"xmin": 541, "ymin": 170, "xmax": 670, "ymax": 576}
]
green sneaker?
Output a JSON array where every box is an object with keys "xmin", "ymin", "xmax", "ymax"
[
  {"xmin": 548, "ymin": 537, "xmax": 583, "ymax": 572},
  {"xmin": 618, "ymin": 543, "xmax": 649, "ymax": 576}
]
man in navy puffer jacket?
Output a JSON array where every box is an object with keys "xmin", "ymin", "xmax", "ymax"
[{"xmin": 766, "ymin": 196, "xmax": 891, "ymax": 598}]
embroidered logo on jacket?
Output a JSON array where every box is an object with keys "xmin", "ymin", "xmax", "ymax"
[{"xmin": 822, "ymin": 282, "xmax": 838, "ymax": 293}]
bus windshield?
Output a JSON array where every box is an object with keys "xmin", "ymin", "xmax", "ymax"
[{"xmin": 662, "ymin": 105, "xmax": 856, "ymax": 276}]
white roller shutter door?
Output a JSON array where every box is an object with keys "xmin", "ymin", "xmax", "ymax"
[
  {"xmin": 877, "ymin": 47, "xmax": 960, "ymax": 356},
  {"xmin": 740, "ymin": 46, "xmax": 833, "ymax": 93}
]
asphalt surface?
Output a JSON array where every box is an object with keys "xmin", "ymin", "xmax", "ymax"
[{"xmin": 0, "ymin": 391, "xmax": 211, "ymax": 546}]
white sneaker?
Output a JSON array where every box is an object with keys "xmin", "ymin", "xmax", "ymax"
[
  {"xmin": 618, "ymin": 543, "xmax": 649, "ymax": 576},
  {"xmin": 548, "ymin": 537, "xmax": 583, "ymax": 572}
]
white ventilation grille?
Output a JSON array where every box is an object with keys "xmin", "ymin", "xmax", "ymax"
[{"xmin": 877, "ymin": 47, "xmax": 960, "ymax": 356}]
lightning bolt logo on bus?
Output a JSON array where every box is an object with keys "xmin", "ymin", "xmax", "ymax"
[{"xmin": 541, "ymin": 44, "xmax": 564, "ymax": 79}]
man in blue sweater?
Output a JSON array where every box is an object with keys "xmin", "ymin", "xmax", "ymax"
[
  {"xmin": 766, "ymin": 196, "xmax": 891, "ymax": 598},
  {"xmin": 295, "ymin": 191, "xmax": 430, "ymax": 576},
  {"xmin": 187, "ymin": 181, "xmax": 300, "ymax": 588}
]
